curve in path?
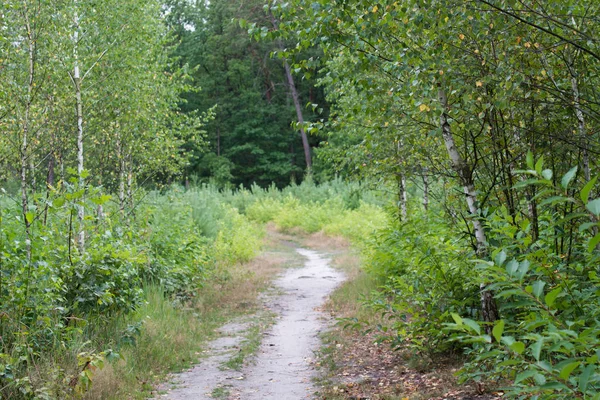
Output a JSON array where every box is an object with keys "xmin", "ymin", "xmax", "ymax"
[{"xmin": 157, "ymin": 248, "xmax": 345, "ymax": 400}]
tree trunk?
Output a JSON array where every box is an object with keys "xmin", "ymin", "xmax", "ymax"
[
  {"xmin": 422, "ymin": 169, "xmax": 429, "ymax": 212},
  {"xmin": 269, "ymin": 13, "xmax": 312, "ymax": 170},
  {"xmin": 126, "ymin": 154, "xmax": 134, "ymax": 217},
  {"xmin": 73, "ymin": 5, "xmax": 85, "ymax": 252},
  {"xmin": 21, "ymin": 9, "xmax": 36, "ymax": 261},
  {"xmin": 44, "ymin": 155, "xmax": 55, "ymax": 226},
  {"xmin": 397, "ymin": 174, "xmax": 407, "ymax": 221},
  {"xmin": 117, "ymin": 137, "xmax": 126, "ymax": 216},
  {"xmin": 571, "ymin": 75, "xmax": 591, "ymax": 181},
  {"xmin": 438, "ymin": 88, "xmax": 499, "ymax": 329},
  {"xmin": 283, "ymin": 60, "xmax": 311, "ymax": 170}
]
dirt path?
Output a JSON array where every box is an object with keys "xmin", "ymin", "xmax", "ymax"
[{"xmin": 156, "ymin": 247, "xmax": 345, "ymax": 400}]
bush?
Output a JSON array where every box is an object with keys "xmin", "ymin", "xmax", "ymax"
[
  {"xmin": 445, "ymin": 159, "xmax": 600, "ymax": 398},
  {"xmin": 362, "ymin": 207, "xmax": 480, "ymax": 354}
]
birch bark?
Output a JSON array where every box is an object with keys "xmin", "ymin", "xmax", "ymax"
[
  {"xmin": 73, "ymin": 4, "xmax": 85, "ymax": 251},
  {"xmin": 571, "ymin": 75, "xmax": 591, "ymax": 181},
  {"xmin": 21, "ymin": 8, "xmax": 36, "ymax": 261},
  {"xmin": 438, "ymin": 88, "xmax": 499, "ymax": 328}
]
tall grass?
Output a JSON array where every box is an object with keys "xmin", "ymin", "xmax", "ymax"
[{"xmin": 0, "ymin": 178, "xmax": 389, "ymax": 399}]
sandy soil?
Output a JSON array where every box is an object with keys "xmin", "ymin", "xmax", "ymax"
[{"xmin": 155, "ymin": 247, "xmax": 344, "ymax": 400}]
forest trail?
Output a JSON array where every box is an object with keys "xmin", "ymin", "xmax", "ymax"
[{"xmin": 155, "ymin": 245, "xmax": 345, "ymax": 400}]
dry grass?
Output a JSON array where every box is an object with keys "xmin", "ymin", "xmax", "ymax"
[
  {"xmin": 79, "ymin": 230, "xmax": 299, "ymax": 400},
  {"xmin": 303, "ymin": 231, "xmax": 350, "ymax": 251},
  {"xmin": 198, "ymin": 252, "xmax": 288, "ymax": 314},
  {"xmin": 317, "ymin": 326, "xmax": 500, "ymax": 400},
  {"xmin": 83, "ymin": 362, "xmax": 120, "ymax": 400}
]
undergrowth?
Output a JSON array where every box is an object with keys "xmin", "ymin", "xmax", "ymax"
[{"xmin": 0, "ymin": 178, "xmax": 386, "ymax": 399}]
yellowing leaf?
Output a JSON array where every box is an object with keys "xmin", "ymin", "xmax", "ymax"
[
  {"xmin": 419, "ymin": 104, "xmax": 430, "ymax": 112},
  {"xmin": 459, "ymin": 33, "xmax": 465, "ymax": 40},
  {"xmin": 372, "ymin": 5, "xmax": 378, "ymax": 12},
  {"xmin": 476, "ymin": 81, "xmax": 483, "ymax": 87}
]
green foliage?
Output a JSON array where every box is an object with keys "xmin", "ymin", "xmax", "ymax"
[
  {"xmin": 443, "ymin": 161, "xmax": 600, "ymax": 397},
  {"xmin": 0, "ymin": 183, "xmax": 263, "ymax": 398},
  {"xmin": 362, "ymin": 205, "xmax": 481, "ymax": 354},
  {"xmin": 167, "ymin": 0, "xmax": 327, "ymax": 187},
  {"xmin": 214, "ymin": 207, "xmax": 264, "ymax": 265},
  {"xmin": 241, "ymin": 179, "xmax": 388, "ymax": 244}
]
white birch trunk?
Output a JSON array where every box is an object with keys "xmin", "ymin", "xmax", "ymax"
[
  {"xmin": 73, "ymin": 5, "xmax": 85, "ymax": 251},
  {"xmin": 571, "ymin": 75, "xmax": 591, "ymax": 181},
  {"xmin": 21, "ymin": 12, "xmax": 35, "ymax": 261},
  {"xmin": 117, "ymin": 137, "xmax": 126, "ymax": 216},
  {"xmin": 422, "ymin": 169, "xmax": 429, "ymax": 212},
  {"xmin": 401, "ymin": 175, "xmax": 408, "ymax": 220},
  {"xmin": 438, "ymin": 88, "xmax": 499, "ymax": 328},
  {"xmin": 269, "ymin": 14, "xmax": 312, "ymax": 170},
  {"xmin": 438, "ymin": 89, "xmax": 486, "ymax": 253},
  {"xmin": 127, "ymin": 155, "xmax": 134, "ymax": 215}
]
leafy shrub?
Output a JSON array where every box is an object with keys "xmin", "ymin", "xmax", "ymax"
[
  {"xmin": 446, "ymin": 157, "xmax": 600, "ymax": 398},
  {"xmin": 214, "ymin": 207, "xmax": 264, "ymax": 265},
  {"xmin": 363, "ymin": 207, "xmax": 480, "ymax": 353}
]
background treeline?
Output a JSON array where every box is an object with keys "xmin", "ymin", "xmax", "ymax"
[
  {"xmin": 165, "ymin": 0, "xmax": 328, "ymax": 187},
  {"xmin": 265, "ymin": 0, "xmax": 600, "ymax": 397}
]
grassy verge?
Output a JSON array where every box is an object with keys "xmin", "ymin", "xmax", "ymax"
[
  {"xmin": 78, "ymin": 240, "xmax": 295, "ymax": 399},
  {"xmin": 311, "ymin": 234, "xmax": 492, "ymax": 400},
  {"xmin": 222, "ymin": 311, "xmax": 276, "ymax": 372}
]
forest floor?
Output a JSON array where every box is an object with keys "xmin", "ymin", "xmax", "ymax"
[{"xmin": 151, "ymin": 229, "xmax": 502, "ymax": 400}]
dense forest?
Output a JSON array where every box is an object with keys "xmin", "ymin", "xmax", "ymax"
[{"xmin": 1, "ymin": 0, "xmax": 600, "ymax": 398}]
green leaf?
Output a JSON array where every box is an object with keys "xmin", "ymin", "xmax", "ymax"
[
  {"xmin": 579, "ymin": 222, "xmax": 598, "ymax": 232},
  {"xmin": 533, "ymin": 373, "xmax": 546, "ymax": 385},
  {"xmin": 516, "ymin": 260, "xmax": 530, "ymax": 280},
  {"xmin": 561, "ymin": 166, "xmax": 578, "ymax": 190},
  {"xmin": 450, "ymin": 313, "xmax": 462, "ymax": 325},
  {"xmin": 526, "ymin": 150, "xmax": 534, "ymax": 169},
  {"xmin": 531, "ymin": 339, "xmax": 543, "ymax": 361},
  {"xmin": 510, "ymin": 341, "xmax": 525, "ymax": 354},
  {"xmin": 501, "ymin": 335, "xmax": 515, "ymax": 346},
  {"xmin": 535, "ymin": 156, "xmax": 544, "ymax": 175},
  {"xmin": 532, "ymin": 280, "xmax": 546, "ymax": 298},
  {"xmin": 505, "ymin": 259, "xmax": 519, "ymax": 276},
  {"xmin": 579, "ymin": 364, "xmax": 595, "ymax": 392},
  {"xmin": 586, "ymin": 198, "xmax": 600, "ymax": 216},
  {"xmin": 537, "ymin": 360, "xmax": 552, "ymax": 371},
  {"xmin": 544, "ymin": 287, "xmax": 562, "ymax": 307},
  {"xmin": 462, "ymin": 318, "xmax": 481, "ymax": 334},
  {"xmin": 25, "ymin": 211, "xmax": 34, "ymax": 224},
  {"xmin": 581, "ymin": 176, "xmax": 598, "ymax": 204},
  {"xmin": 541, "ymin": 169, "xmax": 553, "ymax": 180},
  {"xmin": 90, "ymin": 194, "xmax": 112, "ymax": 205},
  {"xmin": 492, "ymin": 319, "xmax": 504, "ymax": 342},
  {"xmin": 539, "ymin": 196, "xmax": 573, "ymax": 207},
  {"xmin": 498, "ymin": 359, "xmax": 521, "ymax": 367},
  {"xmin": 515, "ymin": 369, "xmax": 536, "ymax": 384},
  {"xmin": 495, "ymin": 250, "xmax": 507, "ymax": 266},
  {"xmin": 559, "ymin": 361, "xmax": 580, "ymax": 380},
  {"xmin": 53, "ymin": 197, "xmax": 66, "ymax": 207},
  {"xmin": 588, "ymin": 233, "xmax": 600, "ymax": 252}
]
